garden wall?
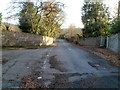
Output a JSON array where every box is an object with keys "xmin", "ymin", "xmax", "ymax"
[
  {"xmin": 78, "ymin": 37, "xmax": 101, "ymax": 46},
  {"xmin": 106, "ymin": 33, "xmax": 120, "ymax": 54},
  {"xmin": 77, "ymin": 34, "xmax": 120, "ymax": 54},
  {"xmin": 2, "ymin": 31, "xmax": 53, "ymax": 46}
]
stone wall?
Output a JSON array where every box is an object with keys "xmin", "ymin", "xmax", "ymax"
[
  {"xmin": 106, "ymin": 33, "xmax": 120, "ymax": 54},
  {"xmin": 2, "ymin": 31, "xmax": 53, "ymax": 46},
  {"xmin": 78, "ymin": 37, "xmax": 100, "ymax": 46}
]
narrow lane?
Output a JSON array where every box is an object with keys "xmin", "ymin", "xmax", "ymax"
[
  {"xmin": 2, "ymin": 40, "xmax": 120, "ymax": 88},
  {"xmin": 44, "ymin": 40, "xmax": 119, "ymax": 88},
  {"xmin": 52, "ymin": 40, "xmax": 119, "ymax": 74}
]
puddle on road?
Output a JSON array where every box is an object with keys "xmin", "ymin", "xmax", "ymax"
[
  {"xmin": 88, "ymin": 62, "xmax": 100, "ymax": 67},
  {"xmin": 88, "ymin": 62, "xmax": 106, "ymax": 70}
]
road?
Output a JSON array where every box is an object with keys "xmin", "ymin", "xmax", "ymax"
[{"xmin": 2, "ymin": 40, "xmax": 120, "ymax": 88}]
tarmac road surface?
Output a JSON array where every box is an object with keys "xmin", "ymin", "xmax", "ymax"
[{"xmin": 2, "ymin": 39, "xmax": 120, "ymax": 88}]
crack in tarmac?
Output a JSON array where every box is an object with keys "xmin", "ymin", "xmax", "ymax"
[{"xmin": 3, "ymin": 60, "xmax": 17, "ymax": 75}]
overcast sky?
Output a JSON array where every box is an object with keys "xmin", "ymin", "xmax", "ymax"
[{"xmin": 0, "ymin": 0, "xmax": 119, "ymax": 29}]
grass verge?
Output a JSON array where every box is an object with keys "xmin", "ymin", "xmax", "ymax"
[{"xmin": 2, "ymin": 45, "xmax": 48, "ymax": 50}]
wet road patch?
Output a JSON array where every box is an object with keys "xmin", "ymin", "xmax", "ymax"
[
  {"xmin": 49, "ymin": 74, "xmax": 69, "ymax": 88},
  {"xmin": 49, "ymin": 55, "xmax": 67, "ymax": 72},
  {"xmin": 2, "ymin": 81, "xmax": 22, "ymax": 88},
  {"xmin": 2, "ymin": 58, "xmax": 9, "ymax": 64},
  {"xmin": 47, "ymin": 72, "xmax": 93, "ymax": 88}
]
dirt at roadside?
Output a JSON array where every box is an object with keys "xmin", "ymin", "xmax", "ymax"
[
  {"xmin": 20, "ymin": 76, "xmax": 42, "ymax": 88},
  {"xmin": 71, "ymin": 43, "xmax": 120, "ymax": 67}
]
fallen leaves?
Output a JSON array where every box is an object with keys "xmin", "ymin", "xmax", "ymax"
[
  {"xmin": 82, "ymin": 47, "xmax": 120, "ymax": 67},
  {"xmin": 20, "ymin": 76, "xmax": 39, "ymax": 88},
  {"xmin": 71, "ymin": 42, "xmax": 120, "ymax": 67}
]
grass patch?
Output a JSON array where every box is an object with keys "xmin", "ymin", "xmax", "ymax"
[{"xmin": 2, "ymin": 45, "xmax": 48, "ymax": 50}]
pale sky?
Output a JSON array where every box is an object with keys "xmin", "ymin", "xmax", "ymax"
[{"xmin": 0, "ymin": 0, "xmax": 119, "ymax": 29}]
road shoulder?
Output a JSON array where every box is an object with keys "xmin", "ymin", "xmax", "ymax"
[{"xmin": 70, "ymin": 42, "xmax": 120, "ymax": 67}]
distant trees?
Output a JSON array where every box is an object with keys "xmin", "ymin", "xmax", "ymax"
[
  {"xmin": 82, "ymin": 1, "xmax": 120, "ymax": 37},
  {"xmin": 109, "ymin": 1, "xmax": 120, "ymax": 34},
  {"xmin": 8, "ymin": 0, "xmax": 65, "ymax": 37},
  {"xmin": 67, "ymin": 24, "xmax": 76, "ymax": 37},
  {"xmin": 19, "ymin": 1, "xmax": 45, "ymax": 34},
  {"xmin": 41, "ymin": 1, "xmax": 64, "ymax": 37},
  {"xmin": 0, "ymin": 13, "xmax": 2, "ymax": 26},
  {"xmin": 118, "ymin": 1, "xmax": 120, "ymax": 18},
  {"xmin": 82, "ymin": 1, "xmax": 110, "ymax": 37},
  {"xmin": 63, "ymin": 24, "xmax": 82, "ymax": 38},
  {"xmin": 110, "ymin": 17, "xmax": 120, "ymax": 34},
  {"xmin": 19, "ymin": 2, "xmax": 35, "ymax": 33}
]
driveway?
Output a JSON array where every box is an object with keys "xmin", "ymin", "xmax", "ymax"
[{"xmin": 2, "ymin": 40, "xmax": 120, "ymax": 88}]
